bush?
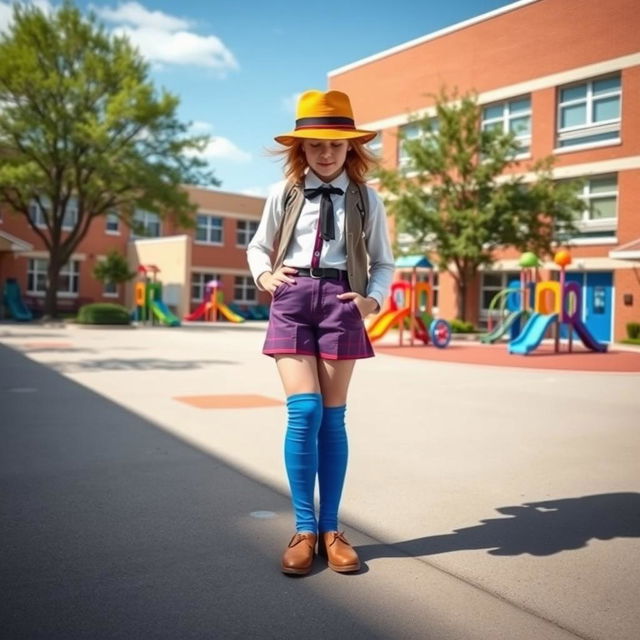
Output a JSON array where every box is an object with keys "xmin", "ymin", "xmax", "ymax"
[
  {"xmin": 450, "ymin": 318, "xmax": 475, "ymax": 333},
  {"xmin": 77, "ymin": 303, "xmax": 130, "ymax": 325},
  {"xmin": 626, "ymin": 322, "xmax": 640, "ymax": 340}
]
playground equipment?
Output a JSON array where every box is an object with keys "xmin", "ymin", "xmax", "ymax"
[
  {"xmin": 184, "ymin": 280, "xmax": 244, "ymax": 322},
  {"xmin": 134, "ymin": 265, "xmax": 181, "ymax": 327},
  {"xmin": 509, "ymin": 250, "xmax": 607, "ymax": 355},
  {"xmin": 367, "ymin": 255, "xmax": 451, "ymax": 348},
  {"xmin": 2, "ymin": 278, "xmax": 32, "ymax": 321},
  {"xmin": 481, "ymin": 251, "xmax": 539, "ymax": 344}
]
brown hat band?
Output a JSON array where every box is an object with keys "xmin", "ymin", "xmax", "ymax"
[{"xmin": 295, "ymin": 116, "xmax": 356, "ymax": 131}]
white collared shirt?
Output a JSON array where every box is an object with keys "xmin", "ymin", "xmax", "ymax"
[{"xmin": 246, "ymin": 170, "xmax": 395, "ymax": 307}]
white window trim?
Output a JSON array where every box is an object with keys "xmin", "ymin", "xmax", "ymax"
[
  {"xmin": 554, "ymin": 138, "xmax": 621, "ymax": 154},
  {"xmin": 191, "ymin": 271, "xmax": 220, "ymax": 302},
  {"xmin": 235, "ymin": 220, "xmax": 259, "ymax": 249},
  {"xmin": 482, "ymin": 97, "xmax": 532, "ymax": 155},
  {"xmin": 132, "ymin": 210, "xmax": 162, "ymax": 239},
  {"xmin": 195, "ymin": 214, "xmax": 224, "ymax": 246},
  {"xmin": 557, "ymin": 75, "xmax": 621, "ymax": 149},
  {"xmin": 233, "ymin": 275, "xmax": 257, "ymax": 304}
]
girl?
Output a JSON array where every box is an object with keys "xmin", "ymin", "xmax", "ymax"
[{"xmin": 247, "ymin": 89, "xmax": 394, "ymax": 575}]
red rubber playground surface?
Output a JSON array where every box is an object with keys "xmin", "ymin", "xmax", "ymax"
[{"xmin": 375, "ymin": 340, "xmax": 640, "ymax": 373}]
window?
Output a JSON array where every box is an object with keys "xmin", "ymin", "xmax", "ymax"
[
  {"xmin": 28, "ymin": 198, "xmax": 77, "ymax": 230},
  {"xmin": 196, "ymin": 214, "xmax": 223, "ymax": 245},
  {"xmin": 482, "ymin": 97, "xmax": 531, "ymax": 155},
  {"xmin": 191, "ymin": 272, "xmax": 220, "ymax": 302},
  {"xmin": 234, "ymin": 275, "xmax": 256, "ymax": 304},
  {"xmin": 560, "ymin": 175, "xmax": 618, "ymax": 242},
  {"xmin": 27, "ymin": 258, "xmax": 80, "ymax": 296},
  {"xmin": 106, "ymin": 212, "xmax": 120, "ymax": 235},
  {"xmin": 557, "ymin": 74, "xmax": 621, "ymax": 149},
  {"xmin": 398, "ymin": 122, "xmax": 421, "ymax": 167},
  {"xmin": 480, "ymin": 271, "xmax": 520, "ymax": 315},
  {"xmin": 132, "ymin": 209, "xmax": 161, "ymax": 238},
  {"xmin": 367, "ymin": 131, "xmax": 383, "ymax": 157},
  {"xmin": 236, "ymin": 220, "xmax": 258, "ymax": 247},
  {"xmin": 103, "ymin": 281, "xmax": 118, "ymax": 297},
  {"xmin": 398, "ymin": 119, "xmax": 439, "ymax": 167}
]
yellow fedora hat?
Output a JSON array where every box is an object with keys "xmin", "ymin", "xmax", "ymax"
[{"xmin": 275, "ymin": 90, "xmax": 376, "ymax": 145}]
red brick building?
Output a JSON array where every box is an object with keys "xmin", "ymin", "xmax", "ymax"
[
  {"xmin": 0, "ymin": 186, "xmax": 269, "ymax": 320},
  {"xmin": 330, "ymin": 0, "xmax": 639, "ymax": 342}
]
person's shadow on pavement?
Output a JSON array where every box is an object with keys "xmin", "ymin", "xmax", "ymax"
[{"xmin": 357, "ymin": 492, "xmax": 640, "ymax": 560}]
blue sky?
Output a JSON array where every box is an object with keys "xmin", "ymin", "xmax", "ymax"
[{"xmin": 0, "ymin": 0, "xmax": 517, "ymax": 195}]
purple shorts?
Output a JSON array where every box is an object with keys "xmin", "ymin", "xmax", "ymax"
[{"xmin": 263, "ymin": 276, "xmax": 374, "ymax": 360}]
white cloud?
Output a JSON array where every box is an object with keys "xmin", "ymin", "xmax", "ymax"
[
  {"xmin": 190, "ymin": 121, "xmax": 214, "ymax": 134},
  {"xmin": 0, "ymin": 1, "xmax": 54, "ymax": 33},
  {"xmin": 201, "ymin": 137, "xmax": 251, "ymax": 163},
  {"xmin": 282, "ymin": 92, "xmax": 302, "ymax": 114},
  {"xmin": 92, "ymin": 2, "xmax": 190, "ymax": 31},
  {"xmin": 94, "ymin": 2, "xmax": 238, "ymax": 71}
]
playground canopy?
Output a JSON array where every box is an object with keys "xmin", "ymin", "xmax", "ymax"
[{"xmin": 395, "ymin": 255, "xmax": 433, "ymax": 269}]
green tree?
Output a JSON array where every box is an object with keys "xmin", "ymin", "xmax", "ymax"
[
  {"xmin": 93, "ymin": 249, "xmax": 136, "ymax": 289},
  {"xmin": 378, "ymin": 89, "xmax": 583, "ymax": 321},
  {"xmin": 0, "ymin": 1, "xmax": 218, "ymax": 318}
]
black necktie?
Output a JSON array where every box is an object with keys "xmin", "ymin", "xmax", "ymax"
[{"xmin": 303, "ymin": 185, "xmax": 344, "ymax": 241}]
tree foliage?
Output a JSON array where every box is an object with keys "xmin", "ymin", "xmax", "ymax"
[
  {"xmin": 93, "ymin": 250, "xmax": 136, "ymax": 285},
  {"xmin": 378, "ymin": 89, "xmax": 583, "ymax": 320},
  {"xmin": 0, "ymin": 1, "xmax": 218, "ymax": 317}
]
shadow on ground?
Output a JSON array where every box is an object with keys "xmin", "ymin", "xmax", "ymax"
[
  {"xmin": 33, "ymin": 357, "xmax": 238, "ymax": 372},
  {"xmin": 358, "ymin": 493, "xmax": 640, "ymax": 561},
  {"xmin": 0, "ymin": 343, "xmax": 385, "ymax": 639}
]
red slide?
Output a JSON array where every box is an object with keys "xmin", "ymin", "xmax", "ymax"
[{"xmin": 184, "ymin": 301, "xmax": 208, "ymax": 321}]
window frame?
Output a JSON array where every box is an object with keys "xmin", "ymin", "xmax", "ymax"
[
  {"xmin": 235, "ymin": 219, "xmax": 259, "ymax": 248},
  {"xmin": 191, "ymin": 271, "xmax": 221, "ymax": 302},
  {"xmin": 195, "ymin": 214, "xmax": 224, "ymax": 246},
  {"xmin": 481, "ymin": 96, "xmax": 532, "ymax": 157},
  {"xmin": 27, "ymin": 258, "xmax": 80, "ymax": 297},
  {"xmin": 556, "ymin": 74, "xmax": 621, "ymax": 150},
  {"xmin": 233, "ymin": 275, "xmax": 257, "ymax": 305}
]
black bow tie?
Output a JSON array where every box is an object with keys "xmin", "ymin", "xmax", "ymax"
[{"xmin": 303, "ymin": 184, "xmax": 344, "ymax": 241}]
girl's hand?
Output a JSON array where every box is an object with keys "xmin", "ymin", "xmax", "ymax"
[
  {"xmin": 336, "ymin": 292, "xmax": 380, "ymax": 318},
  {"xmin": 259, "ymin": 267, "xmax": 298, "ymax": 295}
]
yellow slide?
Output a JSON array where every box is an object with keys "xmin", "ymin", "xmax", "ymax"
[
  {"xmin": 217, "ymin": 301, "xmax": 245, "ymax": 323},
  {"xmin": 367, "ymin": 307, "xmax": 410, "ymax": 342}
]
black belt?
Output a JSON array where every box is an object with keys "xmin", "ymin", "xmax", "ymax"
[{"xmin": 295, "ymin": 267, "xmax": 348, "ymax": 280}]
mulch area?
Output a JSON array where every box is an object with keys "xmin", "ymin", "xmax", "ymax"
[{"xmin": 375, "ymin": 341, "xmax": 640, "ymax": 373}]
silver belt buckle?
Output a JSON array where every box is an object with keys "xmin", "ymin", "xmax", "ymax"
[{"xmin": 309, "ymin": 267, "xmax": 323, "ymax": 279}]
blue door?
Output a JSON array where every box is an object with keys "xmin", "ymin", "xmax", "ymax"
[
  {"xmin": 560, "ymin": 272, "xmax": 612, "ymax": 342},
  {"xmin": 585, "ymin": 272, "xmax": 612, "ymax": 343}
]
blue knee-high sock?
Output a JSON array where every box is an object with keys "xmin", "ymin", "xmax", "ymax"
[
  {"xmin": 284, "ymin": 393, "xmax": 323, "ymax": 533},
  {"xmin": 317, "ymin": 404, "xmax": 348, "ymax": 533}
]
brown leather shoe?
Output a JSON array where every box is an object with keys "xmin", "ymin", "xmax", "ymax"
[
  {"xmin": 281, "ymin": 532, "xmax": 317, "ymax": 575},
  {"xmin": 318, "ymin": 531, "xmax": 360, "ymax": 573}
]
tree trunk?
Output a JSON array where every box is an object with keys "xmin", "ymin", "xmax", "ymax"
[
  {"xmin": 459, "ymin": 281, "xmax": 468, "ymax": 322},
  {"xmin": 43, "ymin": 253, "xmax": 62, "ymax": 319}
]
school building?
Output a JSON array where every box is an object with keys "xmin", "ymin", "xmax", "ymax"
[
  {"xmin": 1, "ymin": 0, "xmax": 639, "ymax": 342},
  {"xmin": 330, "ymin": 0, "xmax": 640, "ymax": 343},
  {"xmin": 0, "ymin": 186, "xmax": 270, "ymax": 320}
]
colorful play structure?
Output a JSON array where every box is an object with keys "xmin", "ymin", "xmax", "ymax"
[
  {"xmin": 184, "ymin": 279, "xmax": 244, "ymax": 323},
  {"xmin": 2, "ymin": 277, "xmax": 32, "ymax": 321},
  {"xmin": 367, "ymin": 255, "xmax": 452, "ymax": 348},
  {"xmin": 481, "ymin": 251, "xmax": 607, "ymax": 355},
  {"xmin": 133, "ymin": 265, "xmax": 181, "ymax": 327}
]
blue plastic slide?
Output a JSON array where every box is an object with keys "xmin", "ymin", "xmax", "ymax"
[
  {"xmin": 3, "ymin": 278, "xmax": 32, "ymax": 321},
  {"xmin": 509, "ymin": 313, "xmax": 557, "ymax": 355}
]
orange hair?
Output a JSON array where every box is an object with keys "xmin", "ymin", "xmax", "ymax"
[{"xmin": 274, "ymin": 139, "xmax": 378, "ymax": 185}]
